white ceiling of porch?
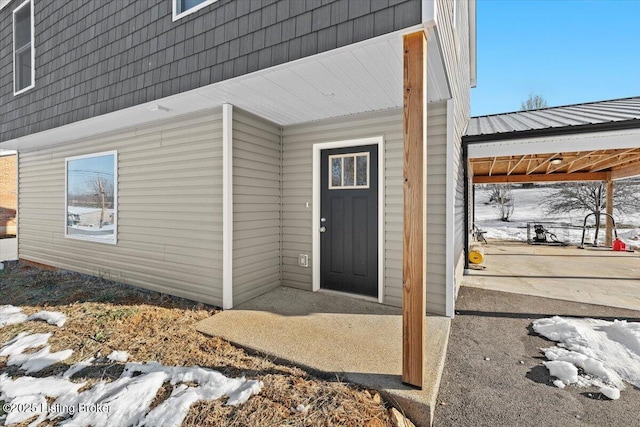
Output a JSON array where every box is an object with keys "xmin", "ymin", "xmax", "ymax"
[{"xmin": 2, "ymin": 25, "xmax": 449, "ymax": 152}]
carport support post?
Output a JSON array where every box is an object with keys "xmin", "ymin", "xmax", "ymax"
[
  {"xmin": 402, "ymin": 31, "xmax": 427, "ymax": 389},
  {"xmin": 605, "ymin": 178, "xmax": 614, "ymax": 247}
]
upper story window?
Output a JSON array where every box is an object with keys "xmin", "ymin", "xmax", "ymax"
[
  {"xmin": 173, "ymin": 0, "xmax": 217, "ymax": 21},
  {"xmin": 13, "ymin": 0, "xmax": 34, "ymax": 95}
]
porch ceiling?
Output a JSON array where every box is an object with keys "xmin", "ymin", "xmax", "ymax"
[
  {"xmin": 471, "ymin": 148, "xmax": 640, "ymax": 183},
  {"xmin": 1, "ymin": 25, "xmax": 449, "ymax": 152}
]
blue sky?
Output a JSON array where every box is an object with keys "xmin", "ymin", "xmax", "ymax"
[
  {"xmin": 472, "ymin": 0, "xmax": 640, "ymax": 116},
  {"xmin": 67, "ymin": 155, "xmax": 114, "ymax": 194}
]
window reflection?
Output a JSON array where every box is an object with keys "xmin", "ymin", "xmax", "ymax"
[{"xmin": 66, "ymin": 152, "xmax": 117, "ymax": 243}]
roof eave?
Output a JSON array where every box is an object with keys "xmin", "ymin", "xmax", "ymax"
[{"xmin": 463, "ymin": 119, "xmax": 640, "ymax": 144}]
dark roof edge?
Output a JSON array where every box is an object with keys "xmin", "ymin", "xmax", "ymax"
[
  {"xmin": 463, "ymin": 119, "xmax": 640, "ymax": 144},
  {"xmin": 470, "ymin": 95, "xmax": 640, "ymax": 119}
]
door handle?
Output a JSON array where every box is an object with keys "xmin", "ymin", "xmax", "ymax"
[{"xmin": 320, "ymin": 226, "xmax": 327, "ymax": 233}]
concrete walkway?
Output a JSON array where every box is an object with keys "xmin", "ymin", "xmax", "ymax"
[
  {"xmin": 196, "ymin": 287, "xmax": 450, "ymax": 427},
  {"xmin": 464, "ymin": 241, "xmax": 640, "ymax": 310}
]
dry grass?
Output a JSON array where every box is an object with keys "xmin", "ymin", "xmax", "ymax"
[{"xmin": 0, "ymin": 262, "xmax": 394, "ymax": 427}]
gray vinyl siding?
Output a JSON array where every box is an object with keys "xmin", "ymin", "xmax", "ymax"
[
  {"xmin": 426, "ymin": 101, "xmax": 448, "ymax": 315},
  {"xmin": 437, "ymin": 0, "xmax": 472, "ymax": 304},
  {"xmin": 18, "ymin": 109, "xmax": 224, "ymax": 306},
  {"xmin": 281, "ymin": 109, "xmax": 404, "ymax": 308},
  {"xmin": 232, "ymin": 108, "xmax": 281, "ymax": 306}
]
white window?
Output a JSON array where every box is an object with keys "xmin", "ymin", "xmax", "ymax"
[
  {"xmin": 329, "ymin": 152, "xmax": 370, "ymax": 189},
  {"xmin": 65, "ymin": 151, "xmax": 118, "ymax": 244},
  {"xmin": 13, "ymin": 0, "xmax": 34, "ymax": 95},
  {"xmin": 172, "ymin": 0, "xmax": 218, "ymax": 21}
]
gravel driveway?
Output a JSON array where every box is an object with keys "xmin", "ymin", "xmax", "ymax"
[{"xmin": 433, "ymin": 286, "xmax": 640, "ymax": 427}]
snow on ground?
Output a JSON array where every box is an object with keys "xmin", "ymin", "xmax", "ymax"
[
  {"xmin": 0, "ymin": 306, "xmax": 67, "ymax": 328},
  {"xmin": 532, "ymin": 316, "xmax": 640, "ymax": 399},
  {"xmin": 0, "ymin": 310, "xmax": 263, "ymax": 427},
  {"xmin": 107, "ymin": 350, "xmax": 129, "ymax": 362},
  {"xmin": 475, "ymin": 185, "xmax": 640, "ymax": 249},
  {"xmin": 0, "ymin": 306, "xmax": 28, "ymax": 327}
]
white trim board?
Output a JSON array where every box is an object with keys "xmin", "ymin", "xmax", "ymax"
[
  {"xmin": 222, "ymin": 103, "xmax": 233, "ymax": 310},
  {"xmin": 311, "ymin": 136, "xmax": 385, "ymax": 304}
]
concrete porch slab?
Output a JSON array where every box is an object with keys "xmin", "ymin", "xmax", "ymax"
[{"xmin": 196, "ymin": 287, "xmax": 450, "ymax": 427}]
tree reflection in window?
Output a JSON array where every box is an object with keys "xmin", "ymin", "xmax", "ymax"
[
  {"xmin": 328, "ymin": 152, "xmax": 369, "ymax": 189},
  {"xmin": 65, "ymin": 152, "xmax": 117, "ymax": 243}
]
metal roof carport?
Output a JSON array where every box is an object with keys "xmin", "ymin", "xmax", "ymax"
[{"xmin": 462, "ymin": 96, "xmax": 640, "ymax": 268}]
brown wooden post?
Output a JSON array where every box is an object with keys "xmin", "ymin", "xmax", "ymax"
[
  {"xmin": 402, "ymin": 31, "xmax": 427, "ymax": 388},
  {"xmin": 605, "ymin": 179, "xmax": 614, "ymax": 247}
]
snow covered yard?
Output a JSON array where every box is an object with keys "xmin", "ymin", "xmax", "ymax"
[
  {"xmin": 0, "ymin": 263, "xmax": 394, "ymax": 427},
  {"xmin": 474, "ymin": 184, "xmax": 640, "ymax": 250}
]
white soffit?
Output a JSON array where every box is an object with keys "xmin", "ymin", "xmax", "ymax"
[{"xmin": 2, "ymin": 25, "xmax": 450, "ymax": 151}]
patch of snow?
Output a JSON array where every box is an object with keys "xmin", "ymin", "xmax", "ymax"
[
  {"xmin": 141, "ymin": 384, "xmax": 202, "ymax": 427},
  {"xmin": 600, "ymin": 385, "xmax": 620, "ymax": 400},
  {"xmin": 1, "ymin": 351, "xmax": 263, "ymax": 427},
  {"xmin": 1, "ymin": 332, "xmax": 73, "ymax": 373},
  {"xmin": 543, "ymin": 361, "xmax": 578, "ymax": 385},
  {"xmin": 107, "ymin": 350, "xmax": 129, "ymax": 362},
  {"xmin": 28, "ymin": 310, "xmax": 68, "ymax": 327},
  {"xmin": 533, "ymin": 316, "xmax": 640, "ymax": 398},
  {"xmin": 2, "ymin": 394, "xmax": 48, "ymax": 426},
  {"xmin": 0, "ymin": 305, "xmax": 28, "ymax": 327},
  {"xmin": 0, "ymin": 332, "xmax": 51, "ymax": 357},
  {"xmin": 8, "ymin": 346, "xmax": 74, "ymax": 374},
  {"xmin": 0, "ymin": 305, "xmax": 68, "ymax": 328}
]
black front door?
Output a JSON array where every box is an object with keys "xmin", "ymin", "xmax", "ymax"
[{"xmin": 320, "ymin": 145, "xmax": 378, "ymax": 297}]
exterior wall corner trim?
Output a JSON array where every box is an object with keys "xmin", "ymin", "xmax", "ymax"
[{"xmin": 222, "ymin": 103, "xmax": 233, "ymax": 309}]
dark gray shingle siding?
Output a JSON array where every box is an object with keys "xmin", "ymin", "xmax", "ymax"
[{"xmin": 0, "ymin": 0, "xmax": 420, "ymax": 142}]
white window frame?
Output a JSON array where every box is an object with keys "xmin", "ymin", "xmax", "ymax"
[
  {"xmin": 172, "ymin": 0, "xmax": 218, "ymax": 21},
  {"xmin": 328, "ymin": 152, "xmax": 371, "ymax": 189},
  {"xmin": 13, "ymin": 0, "xmax": 35, "ymax": 95},
  {"xmin": 64, "ymin": 151, "xmax": 118, "ymax": 245}
]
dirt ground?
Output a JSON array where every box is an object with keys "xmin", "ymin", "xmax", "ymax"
[
  {"xmin": 0, "ymin": 262, "xmax": 394, "ymax": 427},
  {"xmin": 434, "ymin": 286, "xmax": 640, "ymax": 427}
]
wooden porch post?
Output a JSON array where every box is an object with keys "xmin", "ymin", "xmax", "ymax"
[
  {"xmin": 402, "ymin": 31, "xmax": 427, "ymax": 388},
  {"xmin": 605, "ymin": 178, "xmax": 614, "ymax": 247}
]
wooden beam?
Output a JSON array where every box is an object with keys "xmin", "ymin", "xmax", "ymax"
[
  {"xmin": 590, "ymin": 152, "xmax": 640, "ymax": 172},
  {"xmin": 473, "ymin": 171, "xmax": 610, "ymax": 184},
  {"xmin": 605, "ymin": 179, "xmax": 614, "ymax": 247},
  {"xmin": 611, "ymin": 162, "xmax": 640, "ymax": 180},
  {"xmin": 402, "ymin": 31, "xmax": 426, "ymax": 389}
]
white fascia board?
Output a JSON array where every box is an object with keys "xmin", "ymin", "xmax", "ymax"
[
  {"xmin": 0, "ymin": 0, "xmax": 10, "ymax": 12},
  {"xmin": 469, "ymin": 0, "xmax": 477, "ymax": 87},
  {"xmin": 467, "ymin": 128, "xmax": 640, "ymax": 159},
  {"xmin": 445, "ymin": 99, "xmax": 455, "ymax": 318},
  {"xmin": 222, "ymin": 103, "xmax": 233, "ymax": 310}
]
